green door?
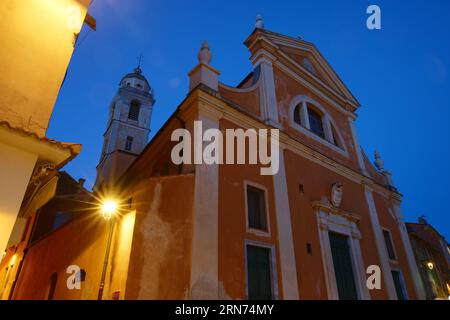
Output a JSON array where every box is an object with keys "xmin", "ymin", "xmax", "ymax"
[
  {"xmin": 329, "ymin": 232, "xmax": 358, "ymax": 300},
  {"xmin": 247, "ymin": 245, "xmax": 273, "ymax": 300}
]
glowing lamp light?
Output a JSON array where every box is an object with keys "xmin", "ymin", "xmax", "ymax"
[
  {"xmin": 101, "ymin": 200, "xmax": 118, "ymax": 220},
  {"xmin": 426, "ymin": 262, "xmax": 434, "ymax": 270}
]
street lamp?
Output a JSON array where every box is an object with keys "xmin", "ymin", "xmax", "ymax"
[
  {"xmin": 98, "ymin": 199, "xmax": 119, "ymax": 300},
  {"xmin": 101, "ymin": 200, "xmax": 118, "ymax": 220}
]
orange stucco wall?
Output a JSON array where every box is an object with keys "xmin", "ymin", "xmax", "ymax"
[
  {"xmin": 283, "ymin": 149, "xmax": 389, "ymax": 299},
  {"xmin": 11, "ymin": 209, "xmax": 136, "ymax": 300},
  {"xmin": 125, "ymin": 174, "xmax": 195, "ymax": 299},
  {"xmin": 218, "ymin": 119, "xmax": 283, "ymax": 299},
  {"xmin": 12, "ymin": 214, "xmax": 108, "ymax": 300}
]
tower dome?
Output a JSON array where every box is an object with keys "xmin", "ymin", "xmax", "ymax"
[{"xmin": 120, "ymin": 66, "xmax": 152, "ymax": 93}]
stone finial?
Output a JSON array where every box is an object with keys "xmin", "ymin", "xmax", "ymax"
[
  {"xmin": 374, "ymin": 150, "xmax": 384, "ymax": 171},
  {"xmin": 198, "ymin": 41, "xmax": 212, "ymax": 65},
  {"xmin": 255, "ymin": 14, "xmax": 265, "ymax": 29},
  {"xmin": 189, "ymin": 41, "xmax": 220, "ymax": 92},
  {"xmin": 418, "ymin": 215, "xmax": 428, "ymax": 225}
]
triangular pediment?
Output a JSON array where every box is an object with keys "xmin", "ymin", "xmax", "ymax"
[
  {"xmin": 245, "ymin": 29, "xmax": 360, "ymax": 109},
  {"xmin": 282, "ymin": 46, "xmax": 343, "ymax": 92}
]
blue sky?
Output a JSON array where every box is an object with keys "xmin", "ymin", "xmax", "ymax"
[{"xmin": 48, "ymin": 0, "xmax": 450, "ymax": 238}]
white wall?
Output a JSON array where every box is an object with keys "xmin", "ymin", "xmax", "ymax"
[{"xmin": 0, "ymin": 143, "xmax": 37, "ymax": 253}]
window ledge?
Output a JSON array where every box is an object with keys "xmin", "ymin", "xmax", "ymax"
[
  {"xmin": 247, "ymin": 228, "xmax": 271, "ymax": 238},
  {"xmin": 291, "ymin": 122, "xmax": 349, "ymax": 158}
]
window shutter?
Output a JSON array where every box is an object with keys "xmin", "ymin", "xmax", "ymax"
[
  {"xmin": 329, "ymin": 232, "xmax": 358, "ymax": 300},
  {"xmin": 247, "ymin": 245, "xmax": 273, "ymax": 300}
]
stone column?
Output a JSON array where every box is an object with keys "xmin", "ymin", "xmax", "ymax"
[
  {"xmin": 391, "ymin": 202, "xmax": 426, "ymax": 299},
  {"xmin": 272, "ymin": 146, "xmax": 299, "ymax": 299},
  {"xmin": 364, "ymin": 186, "xmax": 397, "ymax": 299},
  {"xmin": 188, "ymin": 107, "xmax": 221, "ymax": 299}
]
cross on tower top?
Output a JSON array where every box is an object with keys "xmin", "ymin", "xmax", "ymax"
[
  {"xmin": 137, "ymin": 54, "xmax": 144, "ymax": 68},
  {"xmin": 134, "ymin": 54, "xmax": 144, "ymax": 74}
]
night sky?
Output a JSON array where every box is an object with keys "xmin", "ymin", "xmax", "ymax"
[{"xmin": 47, "ymin": 0, "xmax": 450, "ymax": 238}]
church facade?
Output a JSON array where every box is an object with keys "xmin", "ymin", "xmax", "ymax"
[{"xmin": 2, "ymin": 19, "xmax": 425, "ymax": 300}]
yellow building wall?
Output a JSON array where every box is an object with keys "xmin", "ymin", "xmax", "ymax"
[{"xmin": 0, "ymin": 0, "xmax": 91, "ymax": 136}]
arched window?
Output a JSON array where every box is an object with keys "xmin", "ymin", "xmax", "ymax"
[
  {"xmin": 289, "ymin": 96, "xmax": 348, "ymax": 156},
  {"xmin": 128, "ymin": 100, "xmax": 140, "ymax": 121},
  {"xmin": 307, "ymin": 105, "xmax": 325, "ymax": 139}
]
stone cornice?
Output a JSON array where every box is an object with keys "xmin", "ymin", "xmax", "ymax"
[{"xmin": 312, "ymin": 200, "xmax": 361, "ymax": 223}]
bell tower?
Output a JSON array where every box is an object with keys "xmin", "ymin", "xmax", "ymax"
[{"xmin": 95, "ymin": 66, "xmax": 155, "ymax": 188}]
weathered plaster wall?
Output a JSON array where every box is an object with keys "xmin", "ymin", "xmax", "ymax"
[
  {"xmin": 0, "ymin": 0, "xmax": 91, "ymax": 136},
  {"xmin": 125, "ymin": 174, "xmax": 194, "ymax": 299}
]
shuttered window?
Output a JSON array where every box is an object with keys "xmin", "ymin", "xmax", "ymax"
[
  {"xmin": 329, "ymin": 232, "xmax": 358, "ymax": 300},
  {"xmin": 247, "ymin": 186, "xmax": 268, "ymax": 231},
  {"xmin": 247, "ymin": 245, "xmax": 273, "ymax": 300}
]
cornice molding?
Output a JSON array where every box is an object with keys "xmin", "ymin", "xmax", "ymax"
[{"xmin": 312, "ymin": 200, "xmax": 361, "ymax": 223}]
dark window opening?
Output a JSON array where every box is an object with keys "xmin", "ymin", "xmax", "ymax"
[
  {"xmin": 307, "ymin": 105, "xmax": 325, "ymax": 139},
  {"xmin": 125, "ymin": 136, "xmax": 134, "ymax": 152},
  {"xmin": 331, "ymin": 125, "xmax": 340, "ymax": 147},
  {"xmin": 383, "ymin": 229, "xmax": 397, "ymax": 260},
  {"xmin": 128, "ymin": 100, "xmax": 140, "ymax": 121},
  {"xmin": 247, "ymin": 186, "xmax": 268, "ymax": 231},
  {"xmin": 392, "ymin": 270, "xmax": 406, "ymax": 300},
  {"xmin": 246, "ymin": 245, "xmax": 273, "ymax": 300},
  {"xmin": 294, "ymin": 105, "xmax": 302, "ymax": 125}
]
